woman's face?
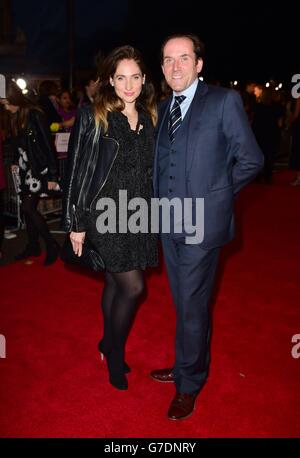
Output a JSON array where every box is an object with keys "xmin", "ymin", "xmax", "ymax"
[
  {"xmin": 0, "ymin": 99, "xmax": 19, "ymax": 113},
  {"xmin": 110, "ymin": 59, "xmax": 145, "ymax": 106},
  {"xmin": 59, "ymin": 92, "xmax": 72, "ymax": 110}
]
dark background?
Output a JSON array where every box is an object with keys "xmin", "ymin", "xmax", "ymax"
[{"xmin": 3, "ymin": 0, "xmax": 299, "ymax": 86}]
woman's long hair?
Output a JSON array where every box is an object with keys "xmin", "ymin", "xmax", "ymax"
[
  {"xmin": 93, "ymin": 45, "xmax": 157, "ymax": 132},
  {"xmin": 5, "ymin": 82, "xmax": 41, "ymax": 136}
]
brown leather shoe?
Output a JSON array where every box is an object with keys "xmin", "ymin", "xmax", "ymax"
[
  {"xmin": 167, "ymin": 392, "xmax": 197, "ymax": 420},
  {"xmin": 150, "ymin": 367, "xmax": 174, "ymax": 383}
]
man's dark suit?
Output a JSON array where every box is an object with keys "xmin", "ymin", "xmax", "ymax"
[{"xmin": 153, "ymin": 80, "xmax": 263, "ymax": 394}]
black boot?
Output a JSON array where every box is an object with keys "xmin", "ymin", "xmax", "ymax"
[
  {"xmin": 98, "ymin": 340, "xmax": 131, "ymax": 374},
  {"xmin": 15, "ymin": 244, "xmax": 41, "ymax": 261},
  {"xmin": 106, "ymin": 349, "xmax": 128, "ymax": 390}
]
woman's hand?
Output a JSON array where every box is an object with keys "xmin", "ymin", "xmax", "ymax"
[
  {"xmin": 70, "ymin": 231, "xmax": 86, "ymax": 257},
  {"xmin": 63, "ymin": 117, "xmax": 75, "ymax": 128},
  {"xmin": 48, "ymin": 181, "xmax": 59, "ymax": 191}
]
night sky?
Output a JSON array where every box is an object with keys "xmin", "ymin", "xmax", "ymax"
[{"xmin": 9, "ymin": 0, "xmax": 299, "ymax": 86}]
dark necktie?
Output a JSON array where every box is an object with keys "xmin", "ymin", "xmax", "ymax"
[{"xmin": 168, "ymin": 95, "xmax": 186, "ymax": 143}]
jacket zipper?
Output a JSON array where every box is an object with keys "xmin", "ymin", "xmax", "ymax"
[
  {"xmin": 70, "ymin": 136, "xmax": 119, "ymax": 230},
  {"xmin": 72, "ymin": 204, "xmax": 79, "ymax": 231},
  {"xmin": 89, "ymin": 137, "xmax": 119, "ymax": 211}
]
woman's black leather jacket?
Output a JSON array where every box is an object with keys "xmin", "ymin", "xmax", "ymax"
[{"xmin": 61, "ymin": 106, "xmax": 119, "ymax": 232}]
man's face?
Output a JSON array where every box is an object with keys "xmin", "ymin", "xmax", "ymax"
[
  {"xmin": 254, "ymin": 86, "xmax": 263, "ymax": 99},
  {"xmin": 162, "ymin": 37, "xmax": 203, "ymax": 93}
]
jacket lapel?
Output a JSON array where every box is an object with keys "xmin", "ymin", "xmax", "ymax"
[
  {"xmin": 153, "ymin": 97, "xmax": 172, "ymax": 196},
  {"xmin": 186, "ymin": 81, "xmax": 208, "ymax": 174}
]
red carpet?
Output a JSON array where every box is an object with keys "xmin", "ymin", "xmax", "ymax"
[{"xmin": 0, "ymin": 171, "xmax": 299, "ymax": 437}]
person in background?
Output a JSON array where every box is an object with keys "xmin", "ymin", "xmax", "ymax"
[
  {"xmin": 56, "ymin": 90, "xmax": 77, "ymax": 132},
  {"xmin": 1, "ymin": 82, "xmax": 60, "ymax": 265},
  {"xmin": 38, "ymin": 80, "xmax": 61, "ymax": 125},
  {"xmin": 241, "ymin": 80, "xmax": 256, "ymax": 123},
  {"xmin": 62, "ymin": 46, "xmax": 158, "ymax": 391},
  {"xmin": 252, "ymin": 84, "xmax": 283, "ymax": 183},
  {"xmin": 159, "ymin": 78, "xmax": 172, "ymax": 101},
  {"xmin": 78, "ymin": 72, "xmax": 99, "ymax": 107}
]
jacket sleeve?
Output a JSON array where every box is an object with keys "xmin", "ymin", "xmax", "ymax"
[
  {"xmin": 32, "ymin": 110, "xmax": 58, "ymax": 182},
  {"xmin": 222, "ymin": 90, "xmax": 264, "ymax": 194},
  {"xmin": 61, "ymin": 106, "xmax": 90, "ymax": 233}
]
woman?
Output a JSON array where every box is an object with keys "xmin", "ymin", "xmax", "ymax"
[
  {"xmin": 56, "ymin": 90, "xmax": 77, "ymax": 132},
  {"xmin": 1, "ymin": 82, "xmax": 60, "ymax": 265},
  {"xmin": 62, "ymin": 46, "xmax": 158, "ymax": 390}
]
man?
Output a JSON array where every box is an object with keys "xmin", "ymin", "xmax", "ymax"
[{"xmin": 150, "ymin": 34, "xmax": 263, "ymax": 420}]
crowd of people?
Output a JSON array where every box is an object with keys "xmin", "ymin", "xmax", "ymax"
[{"xmin": 239, "ymin": 81, "xmax": 300, "ymax": 184}]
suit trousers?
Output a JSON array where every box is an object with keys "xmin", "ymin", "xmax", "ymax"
[{"xmin": 161, "ymin": 234, "xmax": 220, "ymax": 394}]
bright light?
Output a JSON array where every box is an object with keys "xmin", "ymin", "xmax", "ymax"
[
  {"xmin": 199, "ymin": 76, "xmax": 204, "ymax": 81},
  {"xmin": 22, "ymin": 89, "xmax": 28, "ymax": 94},
  {"xmin": 266, "ymin": 82, "xmax": 270, "ymax": 87},
  {"xmin": 233, "ymin": 80, "xmax": 238, "ymax": 86},
  {"xmin": 275, "ymin": 87, "xmax": 279, "ymax": 91},
  {"xmin": 16, "ymin": 78, "xmax": 27, "ymax": 90},
  {"xmin": 278, "ymin": 83, "xmax": 282, "ymax": 88}
]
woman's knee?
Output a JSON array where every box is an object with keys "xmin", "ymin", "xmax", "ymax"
[{"xmin": 124, "ymin": 278, "xmax": 144, "ymax": 300}]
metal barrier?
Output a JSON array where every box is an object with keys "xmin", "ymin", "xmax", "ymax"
[{"xmin": 3, "ymin": 142, "xmax": 21, "ymax": 229}]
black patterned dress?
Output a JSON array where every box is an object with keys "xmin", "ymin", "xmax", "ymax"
[{"xmin": 87, "ymin": 110, "xmax": 158, "ymax": 273}]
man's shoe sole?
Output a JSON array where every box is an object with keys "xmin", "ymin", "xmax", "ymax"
[
  {"xmin": 150, "ymin": 375, "xmax": 174, "ymax": 383},
  {"xmin": 168, "ymin": 408, "xmax": 195, "ymax": 421},
  {"xmin": 167, "ymin": 402, "xmax": 196, "ymax": 421}
]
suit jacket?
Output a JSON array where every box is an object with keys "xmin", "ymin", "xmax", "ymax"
[{"xmin": 153, "ymin": 81, "xmax": 264, "ymax": 249}]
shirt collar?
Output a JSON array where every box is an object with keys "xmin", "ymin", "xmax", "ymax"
[{"xmin": 172, "ymin": 78, "xmax": 199, "ymax": 103}]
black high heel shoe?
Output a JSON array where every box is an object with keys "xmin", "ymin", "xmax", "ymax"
[
  {"xmin": 106, "ymin": 350, "xmax": 128, "ymax": 390},
  {"xmin": 98, "ymin": 340, "xmax": 131, "ymax": 374}
]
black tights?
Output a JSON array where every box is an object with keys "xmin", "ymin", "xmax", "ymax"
[
  {"xmin": 21, "ymin": 194, "xmax": 55, "ymax": 249},
  {"xmin": 101, "ymin": 269, "xmax": 144, "ymax": 362}
]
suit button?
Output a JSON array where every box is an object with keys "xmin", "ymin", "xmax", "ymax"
[
  {"xmin": 170, "ymin": 163, "xmax": 175, "ymax": 166},
  {"xmin": 169, "ymin": 189, "xmax": 173, "ymax": 193},
  {"xmin": 169, "ymin": 176, "xmax": 173, "ymax": 179}
]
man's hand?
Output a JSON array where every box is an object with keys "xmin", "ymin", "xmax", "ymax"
[
  {"xmin": 70, "ymin": 231, "xmax": 86, "ymax": 257},
  {"xmin": 48, "ymin": 181, "xmax": 59, "ymax": 191}
]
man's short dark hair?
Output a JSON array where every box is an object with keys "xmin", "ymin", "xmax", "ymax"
[{"xmin": 160, "ymin": 33, "xmax": 205, "ymax": 64}]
